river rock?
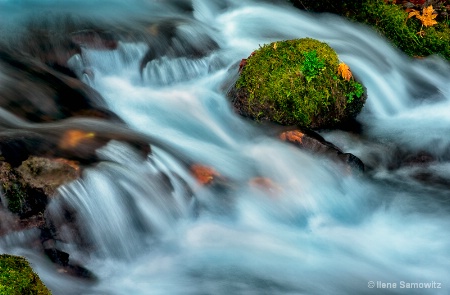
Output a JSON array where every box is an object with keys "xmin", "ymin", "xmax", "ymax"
[
  {"xmin": 0, "ymin": 157, "xmax": 79, "ymax": 219},
  {"xmin": 229, "ymin": 38, "xmax": 366, "ymax": 129},
  {"xmin": 139, "ymin": 20, "xmax": 219, "ymax": 74},
  {"xmin": 279, "ymin": 128, "xmax": 364, "ymax": 174},
  {"xmin": 0, "ymin": 48, "xmax": 119, "ymax": 123}
]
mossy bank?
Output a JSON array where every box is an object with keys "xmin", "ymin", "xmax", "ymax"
[
  {"xmin": 0, "ymin": 254, "xmax": 51, "ymax": 295},
  {"xmin": 232, "ymin": 38, "xmax": 366, "ymax": 129},
  {"xmin": 289, "ymin": 0, "xmax": 450, "ymax": 60}
]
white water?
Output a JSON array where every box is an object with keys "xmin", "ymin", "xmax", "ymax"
[{"xmin": 1, "ymin": 0, "xmax": 450, "ymax": 294}]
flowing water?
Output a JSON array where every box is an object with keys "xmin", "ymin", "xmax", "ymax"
[{"xmin": 1, "ymin": 0, "xmax": 450, "ymax": 294}]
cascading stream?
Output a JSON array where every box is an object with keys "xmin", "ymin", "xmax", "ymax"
[{"xmin": 1, "ymin": 0, "xmax": 450, "ymax": 294}]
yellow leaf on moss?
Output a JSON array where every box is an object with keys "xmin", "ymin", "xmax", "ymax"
[
  {"xmin": 338, "ymin": 62, "xmax": 352, "ymax": 81},
  {"xmin": 408, "ymin": 5, "xmax": 437, "ymax": 27}
]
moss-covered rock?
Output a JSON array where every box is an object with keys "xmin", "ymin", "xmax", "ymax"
[
  {"xmin": 0, "ymin": 254, "xmax": 51, "ymax": 295},
  {"xmin": 232, "ymin": 38, "xmax": 366, "ymax": 128}
]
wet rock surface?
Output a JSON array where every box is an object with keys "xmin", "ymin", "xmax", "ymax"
[
  {"xmin": 0, "ymin": 156, "xmax": 78, "ymax": 220},
  {"xmin": 278, "ymin": 128, "xmax": 365, "ymax": 174}
]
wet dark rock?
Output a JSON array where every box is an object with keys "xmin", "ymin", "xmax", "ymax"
[
  {"xmin": 0, "ymin": 48, "xmax": 152, "ymax": 166},
  {"xmin": 0, "ymin": 48, "xmax": 120, "ymax": 123},
  {"xmin": 401, "ymin": 151, "xmax": 435, "ymax": 167},
  {"xmin": 279, "ymin": 127, "xmax": 365, "ymax": 174},
  {"xmin": 44, "ymin": 248, "xmax": 69, "ymax": 266},
  {"xmin": 43, "ymin": 246, "xmax": 97, "ymax": 280},
  {"xmin": 62, "ymin": 263, "xmax": 97, "ymax": 281},
  {"xmin": 13, "ymin": 16, "xmax": 124, "ymax": 77},
  {"xmin": 338, "ymin": 152, "xmax": 365, "ymax": 174},
  {"xmin": 70, "ymin": 29, "xmax": 119, "ymax": 50},
  {"xmin": 288, "ymin": 0, "xmax": 363, "ymax": 15},
  {"xmin": 139, "ymin": 20, "xmax": 219, "ymax": 73}
]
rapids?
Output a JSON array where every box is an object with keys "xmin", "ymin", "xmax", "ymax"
[{"xmin": 1, "ymin": 0, "xmax": 450, "ymax": 294}]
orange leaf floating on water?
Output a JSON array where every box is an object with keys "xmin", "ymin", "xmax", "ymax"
[
  {"xmin": 190, "ymin": 164, "xmax": 220, "ymax": 185},
  {"xmin": 59, "ymin": 130, "xmax": 95, "ymax": 149},
  {"xmin": 338, "ymin": 62, "xmax": 352, "ymax": 81},
  {"xmin": 279, "ymin": 130, "xmax": 304, "ymax": 144},
  {"xmin": 408, "ymin": 5, "xmax": 437, "ymax": 27}
]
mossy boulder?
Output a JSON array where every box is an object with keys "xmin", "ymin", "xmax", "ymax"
[
  {"xmin": 232, "ymin": 38, "xmax": 366, "ymax": 129},
  {"xmin": 0, "ymin": 254, "xmax": 51, "ymax": 295}
]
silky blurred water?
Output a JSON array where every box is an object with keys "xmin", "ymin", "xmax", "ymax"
[{"xmin": 1, "ymin": 0, "xmax": 450, "ymax": 294}]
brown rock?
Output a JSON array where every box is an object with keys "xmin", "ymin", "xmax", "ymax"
[
  {"xmin": 16, "ymin": 157, "xmax": 80, "ymax": 197},
  {"xmin": 0, "ymin": 157, "xmax": 79, "ymax": 219}
]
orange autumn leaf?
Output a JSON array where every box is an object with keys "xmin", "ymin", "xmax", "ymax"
[
  {"xmin": 408, "ymin": 5, "xmax": 437, "ymax": 27},
  {"xmin": 190, "ymin": 164, "xmax": 220, "ymax": 185},
  {"xmin": 59, "ymin": 130, "xmax": 95, "ymax": 149},
  {"xmin": 279, "ymin": 130, "xmax": 304, "ymax": 144},
  {"xmin": 338, "ymin": 62, "xmax": 352, "ymax": 81}
]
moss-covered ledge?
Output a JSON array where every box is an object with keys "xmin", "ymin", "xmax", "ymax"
[
  {"xmin": 289, "ymin": 0, "xmax": 450, "ymax": 60},
  {"xmin": 0, "ymin": 254, "xmax": 51, "ymax": 294}
]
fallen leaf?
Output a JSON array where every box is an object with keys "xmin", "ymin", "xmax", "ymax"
[
  {"xmin": 279, "ymin": 130, "xmax": 304, "ymax": 144},
  {"xmin": 338, "ymin": 62, "xmax": 352, "ymax": 81},
  {"xmin": 190, "ymin": 164, "xmax": 220, "ymax": 185},
  {"xmin": 408, "ymin": 5, "xmax": 437, "ymax": 27},
  {"xmin": 239, "ymin": 58, "xmax": 247, "ymax": 72},
  {"xmin": 59, "ymin": 130, "xmax": 95, "ymax": 149}
]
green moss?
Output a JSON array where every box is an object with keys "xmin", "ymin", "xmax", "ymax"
[
  {"xmin": 291, "ymin": 0, "xmax": 450, "ymax": 60},
  {"xmin": 0, "ymin": 254, "xmax": 52, "ymax": 295},
  {"xmin": 234, "ymin": 38, "xmax": 366, "ymax": 128},
  {"xmin": 0, "ymin": 162, "xmax": 29, "ymax": 215}
]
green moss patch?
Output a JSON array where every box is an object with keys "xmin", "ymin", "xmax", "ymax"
[
  {"xmin": 0, "ymin": 254, "xmax": 51, "ymax": 295},
  {"xmin": 290, "ymin": 0, "xmax": 450, "ymax": 60},
  {"xmin": 232, "ymin": 38, "xmax": 366, "ymax": 128}
]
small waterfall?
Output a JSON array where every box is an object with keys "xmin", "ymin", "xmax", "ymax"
[{"xmin": 46, "ymin": 141, "xmax": 193, "ymax": 260}]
